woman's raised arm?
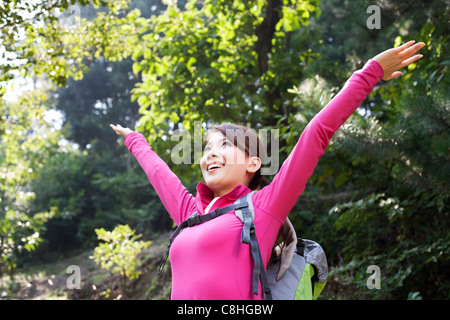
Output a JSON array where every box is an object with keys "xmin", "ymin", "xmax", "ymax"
[
  {"xmin": 253, "ymin": 41, "xmax": 425, "ymax": 222},
  {"xmin": 110, "ymin": 124, "xmax": 197, "ymax": 225}
]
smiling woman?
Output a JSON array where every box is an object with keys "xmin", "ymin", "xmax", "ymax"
[
  {"xmin": 109, "ymin": 41, "xmax": 424, "ymax": 300},
  {"xmin": 200, "ymin": 123, "xmax": 270, "ymax": 198}
]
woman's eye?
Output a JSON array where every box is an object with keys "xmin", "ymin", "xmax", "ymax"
[{"xmin": 222, "ymin": 141, "xmax": 230, "ymax": 147}]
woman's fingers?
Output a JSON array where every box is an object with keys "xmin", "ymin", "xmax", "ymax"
[
  {"xmin": 110, "ymin": 124, "xmax": 123, "ymax": 135},
  {"xmin": 397, "ymin": 42, "xmax": 425, "ymax": 58},
  {"xmin": 392, "ymin": 40, "xmax": 416, "ymax": 53},
  {"xmin": 373, "ymin": 39, "xmax": 425, "ymax": 81},
  {"xmin": 386, "ymin": 71, "xmax": 403, "ymax": 81},
  {"xmin": 400, "ymin": 53, "xmax": 424, "ymax": 68},
  {"xmin": 110, "ymin": 124, "xmax": 133, "ymax": 137}
]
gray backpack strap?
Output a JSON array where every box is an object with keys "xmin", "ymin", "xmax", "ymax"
[
  {"xmin": 234, "ymin": 191, "xmax": 256, "ymax": 244},
  {"xmin": 234, "ymin": 191, "xmax": 257, "ymax": 221},
  {"xmin": 234, "ymin": 191, "xmax": 272, "ymax": 299}
]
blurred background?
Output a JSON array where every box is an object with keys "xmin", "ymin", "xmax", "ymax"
[{"xmin": 0, "ymin": 0, "xmax": 448, "ymax": 300}]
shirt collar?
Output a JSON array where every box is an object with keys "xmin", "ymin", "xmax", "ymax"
[{"xmin": 195, "ymin": 181, "xmax": 252, "ymax": 214}]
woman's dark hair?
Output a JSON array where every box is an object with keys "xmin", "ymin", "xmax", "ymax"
[{"xmin": 205, "ymin": 123, "xmax": 271, "ymax": 190}]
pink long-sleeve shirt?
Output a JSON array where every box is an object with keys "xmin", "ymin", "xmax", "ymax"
[{"xmin": 124, "ymin": 59, "xmax": 384, "ymax": 300}]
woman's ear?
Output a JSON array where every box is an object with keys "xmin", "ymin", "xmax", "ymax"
[{"xmin": 246, "ymin": 156, "xmax": 262, "ymax": 173}]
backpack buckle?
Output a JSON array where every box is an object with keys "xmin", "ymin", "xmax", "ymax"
[{"xmin": 187, "ymin": 214, "xmax": 201, "ymax": 227}]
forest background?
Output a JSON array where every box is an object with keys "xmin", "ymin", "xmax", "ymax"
[{"xmin": 0, "ymin": 0, "xmax": 448, "ymax": 300}]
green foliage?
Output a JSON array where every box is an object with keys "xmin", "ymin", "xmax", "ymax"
[
  {"xmin": 28, "ymin": 51, "xmax": 171, "ymax": 256},
  {"xmin": 93, "ymin": 224, "xmax": 151, "ymax": 296},
  {"xmin": 0, "ymin": 92, "xmax": 59, "ymax": 275},
  {"xmin": 55, "ymin": 58, "xmax": 141, "ymax": 151},
  {"xmin": 9, "ymin": 0, "xmax": 321, "ymax": 180},
  {"xmin": 0, "ymin": 207, "xmax": 55, "ymax": 276},
  {"xmin": 129, "ymin": 0, "xmax": 321, "ymax": 164},
  {"xmin": 0, "ymin": 0, "xmax": 130, "ymax": 91},
  {"xmin": 30, "ymin": 146, "xmax": 170, "ymax": 254},
  {"xmin": 1, "ymin": 0, "xmax": 448, "ymax": 300},
  {"xmin": 288, "ymin": 0, "xmax": 450, "ymax": 299}
]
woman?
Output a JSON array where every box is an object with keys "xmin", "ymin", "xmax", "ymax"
[{"xmin": 110, "ymin": 41, "xmax": 425, "ymax": 299}]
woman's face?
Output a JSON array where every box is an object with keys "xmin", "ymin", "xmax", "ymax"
[{"xmin": 200, "ymin": 131, "xmax": 259, "ymax": 197}]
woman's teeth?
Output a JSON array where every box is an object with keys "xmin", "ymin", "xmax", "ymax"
[{"xmin": 207, "ymin": 163, "xmax": 223, "ymax": 171}]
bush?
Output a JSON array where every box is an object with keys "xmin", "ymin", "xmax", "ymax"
[{"xmin": 92, "ymin": 224, "xmax": 151, "ymax": 298}]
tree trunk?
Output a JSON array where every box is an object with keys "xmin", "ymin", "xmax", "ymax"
[{"xmin": 255, "ymin": 0, "xmax": 282, "ymax": 127}]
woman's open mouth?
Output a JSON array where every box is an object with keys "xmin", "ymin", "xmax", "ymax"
[{"xmin": 207, "ymin": 162, "xmax": 224, "ymax": 172}]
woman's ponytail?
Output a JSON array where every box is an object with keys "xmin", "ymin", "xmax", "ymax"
[{"xmin": 248, "ymin": 168, "xmax": 271, "ymax": 190}]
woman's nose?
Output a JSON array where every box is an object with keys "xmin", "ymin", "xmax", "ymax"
[{"xmin": 207, "ymin": 149, "xmax": 218, "ymax": 159}]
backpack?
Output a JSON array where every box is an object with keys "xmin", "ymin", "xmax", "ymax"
[{"xmin": 158, "ymin": 191, "xmax": 328, "ymax": 300}]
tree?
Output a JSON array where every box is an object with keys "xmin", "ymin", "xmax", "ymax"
[
  {"xmin": 55, "ymin": 58, "xmax": 141, "ymax": 152},
  {"xmin": 286, "ymin": 0, "xmax": 450, "ymax": 299},
  {"xmin": 2, "ymin": 0, "xmax": 448, "ymax": 299},
  {"xmin": 129, "ymin": 0, "xmax": 321, "ymax": 169},
  {"xmin": 0, "ymin": 91, "xmax": 59, "ymax": 275},
  {"xmin": 1, "ymin": 0, "xmax": 93, "ymax": 93},
  {"xmin": 26, "ymin": 0, "xmax": 171, "ymax": 257}
]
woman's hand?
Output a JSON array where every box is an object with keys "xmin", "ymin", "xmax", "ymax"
[
  {"xmin": 110, "ymin": 124, "xmax": 134, "ymax": 138},
  {"xmin": 373, "ymin": 40, "xmax": 425, "ymax": 81}
]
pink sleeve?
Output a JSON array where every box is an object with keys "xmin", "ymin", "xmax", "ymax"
[
  {"xmin": 254, "ymin": 59, "xmax": 384, "ymax": 221},
  {"xmin": 124, "ymin": 132, "xmax": 196, "ymax": 225}
]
